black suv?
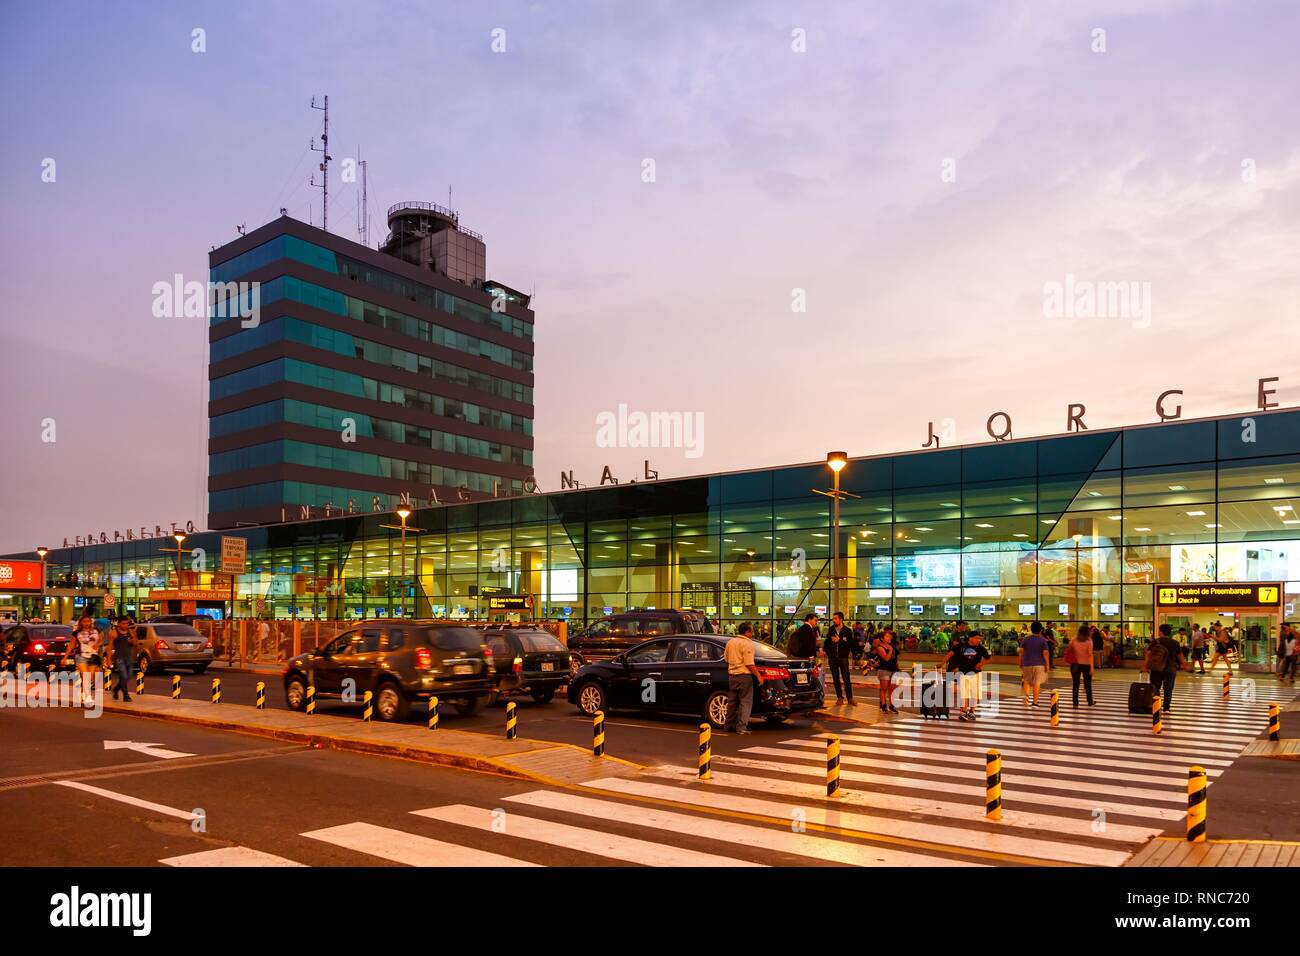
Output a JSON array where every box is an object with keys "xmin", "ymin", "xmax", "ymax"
[
  {"xmin": 283, "ymin": 621, "xmax": 497, "ymax": 721},
  {"xmin": 568, "ymin": 609, "xmax": 714, "ymax": 661},
  {"xmin": 482, "ymin": 626, "xmax": 574, "ymax": 704}
]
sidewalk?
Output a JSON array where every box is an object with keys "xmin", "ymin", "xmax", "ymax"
[{"xmin": 101, "ymin": 695, "xmax": 643, "ymax": 787}]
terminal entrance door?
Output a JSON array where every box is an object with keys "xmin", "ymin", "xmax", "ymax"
[{"xmin": 1154, "ymin": 583, "xmax": 1283, "ymax": 669}]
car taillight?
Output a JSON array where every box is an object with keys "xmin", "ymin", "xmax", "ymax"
[
  {"xmin": 757, "ymin": 666, "xmax": 791, "ymax": 680},
  {"xmin": 512, "ymin": 656, "xmax": 523, "ymax": 673},
  {"xmin": 812, "ymin": 665, "xmax": 822, "ymax": 680},
  {"xmin": 155, "ymin": 640, "xmax": 168, "ymax": 651},
  {"xmin": 481, "ymin": 644, "xmax": 494, "ymax": 660},
  {"xmin": 205, "ymin": 638, "xmax": 213, "ymax": 649},
  {"xmin": 414, "ymin": 647, "xmax": 433, "ymax": 670},
  {"xmin": 30, "ymin": 642, "xmax": 46, "ymax": 655}
]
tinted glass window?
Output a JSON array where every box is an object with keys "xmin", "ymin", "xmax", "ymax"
[
  {"xmin": 359, "ymin": 630, "xmax": 383, "ymax": 652},
  {"xmin": 672, "ymin": 640, "xmax": 721, "ymax": 662},
  {"xmin": 1123, "ymin": 421, "xmax": 1215, "ymax": 468},
  {"xmin": 153, "ymin": 625, "xmax": 201, "ymax": 637},
  {"xmin": 586, "ymin": 621, "xmax": 612, "ymax": 637},
  {"xmin": 609, "ymin": 618, "xmax": 642, "ymax": 636},
  {"xmin": 383, "ymin": 629, "xmax": 405, "ymax": 650},
  {"xmin": 326, "ymin": 632, "xmax": 355, "ymax": 654},
  {"xmin": 425, "ymin": 627, "xmax": 483, "ymax": 652},
  {"xmin": 753, "ymin": 641, "xmax": 788, "ymax": 660},
  {"xmin": 486, "ymin": 635, "xmax": 510, "ymax": 658},
  {"xmin": 641, "ymin": 620, "xmax": 674, "ymax": 636},
  {"xmin": 626, "ymin": 642, "xmax": 672, "ymax": 664},
  {"xmin": 514, "ymin": 631, "xmax": 565, "ymax": 652}
]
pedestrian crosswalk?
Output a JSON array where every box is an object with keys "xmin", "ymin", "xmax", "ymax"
[{"xmin": 154, "ymin": 678, "xmax": 1292, "ymax": 868}]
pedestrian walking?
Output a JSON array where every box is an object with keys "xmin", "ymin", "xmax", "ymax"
[
  {"xmin": 1206, "ymin": 624, "xmax": 1234, "ymax": 677},
  {"xmin": 62, "ymin": 613, "xmax": 102, "ymax": 706},
  {"xmin": 1018, "ymin": 621, "xmax": 1051, "ymax": 707},
  {"xmin": 946, "ymin": 628, "xmax": 989, "ymax": 721},
  {"xmin": 1090, "ymin": 626, "xmax": 1105, "ymax": 669},
  {"xmin": 1142, "ymin": 623, "xmax": 1187, "ymax": 713},
  {"xmin": 1279, "ymin": 627, "xmax": 1298, "ymax": 684},
  {"xmin": 1065, "ymin": 625, "xmax": 1095, "ymax": 707},
  {"xmin": 787, "ymin": 612, "xmax": 820, "ymax": 660},
  {"xmin": 106, "ymin": 615, "xmax": 136, "ymax": 702},
  {"xmin": 724, "ymin": 622, "xmax": 763, "ymax": 735},
  {"xmin": 823, "ymin": 612, "xmax": 855, "ymax": 705},
  {"xmin": 1189, "ymin": 624, "xmax": 1208, "ymax": 675},
  {"xmin": 874, "ymin": 628, "xmax": 900, "ymax": 714}
]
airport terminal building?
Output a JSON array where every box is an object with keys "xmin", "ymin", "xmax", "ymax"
[{"xmin": 9, "ymin": 407, "xmax": 1300, "ymax": 667}]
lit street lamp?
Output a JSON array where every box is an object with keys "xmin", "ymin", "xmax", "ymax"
[
  {"xmin": 381, "ymin": 506, "xmax": 423, "ymax": 619},
  {"xmin": 36, "ymin": 546, "xmax": 47, "ymax": 618},
  {"xmin": 813, "ymin": 452, "xmax": 854, "ymax": 618}
]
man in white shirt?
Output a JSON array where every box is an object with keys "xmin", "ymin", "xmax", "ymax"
[{"xmin": 723, "ymin": 622, "xmax": 764, "ymax": 735}]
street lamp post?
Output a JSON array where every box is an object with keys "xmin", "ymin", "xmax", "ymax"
[
  {"xmin": 36, "ymin": 547, "xmax": 47, "ymax": 620},
  {"xmin": 381, "ymin": 507, "xmax": 423, "ymax": 619},
  {"xmin": 814, "ymin": 452, "xmax": 851, "ymax": 617}
]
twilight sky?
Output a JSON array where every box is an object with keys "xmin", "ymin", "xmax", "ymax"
[{"xmin": 1, "ymin": 0, "xmax": 1298, "ymax": 554}]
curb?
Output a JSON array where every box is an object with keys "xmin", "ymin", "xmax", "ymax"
[{"xmin": 100, "ymin": 701, "xmax": 644, "ymax": 785}]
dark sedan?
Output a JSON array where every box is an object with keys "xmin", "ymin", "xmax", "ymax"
[
  {"xmin": 567, "ymin": 634, "xmax": 824, "ymax": 729},
  {"xmin": 1, "ymin": 624, "xmax": 75, "ymax": 674}
]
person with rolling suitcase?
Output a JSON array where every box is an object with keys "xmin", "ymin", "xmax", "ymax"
[{"xmin": 1141, "ymin": 623, "xmax": 1186, "ymax": 714}]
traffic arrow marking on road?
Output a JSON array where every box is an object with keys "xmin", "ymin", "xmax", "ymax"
[{"xmin": 103, "ymin": 740, "xmax": 195, "ymax": 760}]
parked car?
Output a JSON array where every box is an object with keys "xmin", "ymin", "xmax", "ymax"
[
  {"xmin": 282, "ymin": 620, "xmax": 498, "ymax": 721},
  {"xmin": 482, "ymin": 626, "xmax": 574, "ymax": 703},
  {"xmin": 1, "ymin": 624, "xmax": 74, "ymax": 674},
  {"xmin": 134, "ymin": 623, "xmax": 214, "ymax": 674},
  {"xmin": 568, "ymin": 634, "xmax": 823, "ymax": 729},
  {"xmin": 567, "ymin": 609, "xmax": 715, "ymax": 661}
]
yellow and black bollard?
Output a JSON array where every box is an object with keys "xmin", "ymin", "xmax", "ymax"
[
  {"xmin": 1269, "ymin": 702, "xmax": 1281, "ymax": 741},
  {"xmin": 1222, "ymin": 672, "xmax": 1231, "ymax": 701},
  {"xmin": 985, "ymin": 749, "xmax": 1003, "ymax": 821},
  {"xmin": 135, "ymin": 669, "xmax": 144, "ymax": 697},
  {"xmin": 592, "ymin": 710, "xmax": 605, "ymax": 757},
  {"xmin": 505, "ymin": 701, "xmax": 518, "ymax": 739},
  {"xmin": 698, "ymin": 723, "xmax": 711, "ymax": 780},
  {"xmin": 255, "ymin": 681, "xmax": 266, "ymax": 710},
  {"xmin": 428, "ymin": 696, "xmax": 439, "ymax": 730},
  {"xmin": 1049, "ymin": 689, "xmax": 1059, "ymax": 727},
  {"xmin": 1187, "ymin": 765, "xmax": 1207, "ymax": 842},
  {"xmin": 306, "ymin": 684, "xmax": 316, "ymax": 715},
  {"xmin": 362, "ymin": 690, "xmax": 373, "ymax": 722},
  {"xmin": 171, "ymin": 674, "xmax": 181, "ymax": 700},
  {"xmin": 826, "ymin": 734, "xmax": 843, "ymax": 798},
  {"xmin": 210, "ymin": 676, "xmax": 221, "ymax": 704},
  {"xmin": 1152, "ymin": 694, "xmax": 1163, "ymax": 735}
]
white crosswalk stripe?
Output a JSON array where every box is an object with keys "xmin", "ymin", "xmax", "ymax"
[
  {"xmin": 302, "ymin": 821, "xmax": 542, "ymax": 866},
  {"xmin": 160, "ymin": 847, "xmax": 307, "ymax": 867}
]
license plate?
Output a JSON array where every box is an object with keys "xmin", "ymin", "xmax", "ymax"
[
  {"xmin": 540, "ymin": 662, "xmax": 554, "ymax": 671},
  {"xmin": 796, "ymin": 672, "xmax": 808, "ymax": 684},
  {"xmin": 453, "ymin": 665, "xmax": 473, "ymax": 675}
]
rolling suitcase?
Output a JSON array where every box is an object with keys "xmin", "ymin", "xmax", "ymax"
[
  {"xmin": 1128, "ymin": 673, "xmax": 1154, "ymax": 714},
  {"xmin": 920, "ymin": 670, "xmax": 949, "ymax": 719}
]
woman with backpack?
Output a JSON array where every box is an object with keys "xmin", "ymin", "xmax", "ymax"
[{"xmin": 1065, "ymin": 625, "xmax": 1095, "ymax": 706}]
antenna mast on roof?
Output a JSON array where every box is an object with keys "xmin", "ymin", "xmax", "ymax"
[
  {"xmin": 358, "ymin": 148, "xmax": 369, "ymax": 246},
  {"xmin": 309, "ymin": 95, "xmax": 331, "ymax": 232}
]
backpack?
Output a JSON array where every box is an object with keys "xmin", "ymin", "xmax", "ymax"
[
  {"xmin": 1064, "ymin": 642, "xmax": 1077, "ymax": 664},
  {"xmin": 1146, "ymin": 640, "xmax": 1171, "ymax": 673}
]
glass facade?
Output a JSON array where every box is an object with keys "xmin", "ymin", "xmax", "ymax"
[{"xmin": 26, "ymin": 410, "xmax": 1300, "ymax": 668}]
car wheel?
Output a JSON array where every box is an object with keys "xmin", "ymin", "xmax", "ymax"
[
  {"xmin": 136, "ymin": 654, "xmax": 151, "ymax": 674},
  {"xmin": 455, "ymin": 696, "xmax": 483, "ymax": 717},
  {"xmin": 375, "ymin": 683, "xmax": 409, "ymax": 722},
  {"xmin": 574, "ymin": 681, "xmax": 606, "ymax": 716},
  {"xmin": 191, "ymin": 664, "xmax": 208, "ymax": 675},
  {"xmin": 704, "ymin": 691, "xmax": 730, "ymax": 730},
  {"xmin": 530, "ymin": 688, "xmax": 555, "ymax": 704},
  {"xmin": 764, "ymin": 715, "xmax": 788, "ymax": 725},
  {"xmin": 285, "ymin": 676, "xmax": 307, "ymax": 711}
]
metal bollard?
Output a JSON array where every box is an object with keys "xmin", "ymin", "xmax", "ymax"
[
  {"xmin": 698, "ymin": 723, "xmax": 711, "ymax": 780},
  {"xmin": 1269, "ymin": 702, "xmax": 1281, "ymax": 741},
  {"xmin": 1152, "ymin": 694, "xmax": 1163, "ymax": 735},
  {"xmin": 826, "ymin": 734, "xmax": 843, "ymax": 798},
  {"xmin": 505, "ymin": 701, "xmax": 518, "ymax": 739},
  {"xmin": 592, "ymin": 710, "xmax": 605, "ymax": 757},
  {"xmin": 1049, "ymin": 688, "xmax": 1059, "ymax": 728},
  {"xmin": 171, "ymin": 674, "xmax": 181, "ymax": 699},
  {"xmin": 1222, "ymin": 673, "xmax": 1231, "ymax": 701},
  {"xmin": 135, "ymin": 669, "xmax": 144, "ymax": 696},
  {"xmin": 210, "ymin": 676, "xmax": 221, "ymax": 704},
  {"xmin": 362, "ymin": 690, "xmax": 373, "ymax": 722},
  {"xmin": 985, "ymin": 749, "xmax": 1002, "ymax": 821},
  {"xmin": 1186, "ymin": 766, "xmax": 1207, "ymax": 842},
  {"xmin": 428, "ymin": 696, "xmax": 439, "ymax": 730},
  {"xmin": 306, "ymin": 684, "xmax": 316, "ymax": 715},
  {"xmin": 255, "ymin": 681, "xmax": 266, "ymax": 710}
]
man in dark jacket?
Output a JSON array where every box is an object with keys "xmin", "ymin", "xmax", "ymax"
[
  {"xmin": 823, "ymin": 612, "xmax": 855, "ymax": 704},
  {"xmin": 788, "ymin": 613, "xmax": 820, "ymax": 659}
]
